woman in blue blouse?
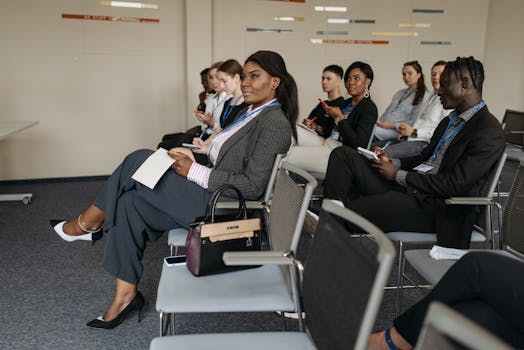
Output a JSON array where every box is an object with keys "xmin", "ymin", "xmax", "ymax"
[{"xmin": 373, "ymin": 61, "xmax": 429, "ymax": 142}]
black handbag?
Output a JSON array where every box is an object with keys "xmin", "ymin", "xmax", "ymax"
[{"xmin": 185, "ymin": 185, "xmax": 262, "ymax": 276}]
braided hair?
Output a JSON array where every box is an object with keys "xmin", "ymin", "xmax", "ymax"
[{"xmin": 445, "ymin": 56, "xmax": 484, "ymax": 93}]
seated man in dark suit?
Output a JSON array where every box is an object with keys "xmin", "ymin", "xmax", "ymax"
[{"xmin": 323, "ymin": 56, "xmax": 505, "ymax": 248}]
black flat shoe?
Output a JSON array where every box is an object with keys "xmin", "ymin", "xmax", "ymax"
[
  {"xmin": 86, "ymin": 291, "xmax": 145, "ymax": 330},
  {"xmin": 50, "ymin": 220, "xmax": 103, "ymax": 245}
]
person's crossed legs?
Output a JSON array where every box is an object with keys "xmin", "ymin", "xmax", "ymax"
[{"xmin": 323, "ymin": 146, "xmax": 435, "ymax": 234}]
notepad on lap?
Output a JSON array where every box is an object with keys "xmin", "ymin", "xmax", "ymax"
[
  {"xmin": 297, "ymin": 122, "xmax": 318, "ymax": 135},
  {"xmin": 131, "ymin": 148, "xmax": 175, "ymax": 189}
]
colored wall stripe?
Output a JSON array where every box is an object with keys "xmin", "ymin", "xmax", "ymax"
[
  {"xmin": 311, "ymin": 39, "xmax": 388, "ymax": 45},
  {"xmin": 61, "ymin": 13, "xmax": 159, "ymax": 23},
  {"xmin": 246, "ymin": 27, "xmax": 293, "ymax": 33},
  {"xmin": 420, "ymin": 41, "xmax": 451, "ymax": 45},
  {"xmin": 413, "ymin": 9, "xmax": 444, "ymax": 13},
  {"xmin": 265, "ymin": 0, "xmax": 305, "ymax": 2},
  {"xmin": 316, "ymin": 30, "xmax": 349, "ymax": 35}
]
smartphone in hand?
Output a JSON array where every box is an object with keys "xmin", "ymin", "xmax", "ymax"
[{"xmin": 164, "ymin": 255, "xmax": 187, "ymax": 267}]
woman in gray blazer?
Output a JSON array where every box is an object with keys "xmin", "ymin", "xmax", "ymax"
[{"xmin": 50, "ymin": 50, "xmax": 298, "ymax": 330}]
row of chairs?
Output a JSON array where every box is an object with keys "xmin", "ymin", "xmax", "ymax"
[
  {"xmin": 400, "ymin": 159, "xmax": 524, "ymax": 293},
  {"xmin": 148, "ymin": 155, "xmax": 522, "ymax": 349},
  {"xmin": 152, "ymin": 155, "xmax": 400, "ymax": 348},
  {"xmin": 390, "ymin": 152, "xmax": 509, "ymax": 312},
  {"xmin": 155, "ymin": 160, "xmax": 316, "ymax": 335},
  {"xmin": 153, "ymin": 192, "xmax": 398, "ymax": 348}
]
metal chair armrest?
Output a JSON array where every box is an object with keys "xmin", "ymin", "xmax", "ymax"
[
  {"xmin": 445, "ymin": 197, "xmax": 494, "ymax": 205},
  {"xmin": 215, "ymin": 201, "xmax": 264, "ymax": 210},
  {"xmin": 223, "ymin": 251, "xmax": 295, "ymax": 266}
]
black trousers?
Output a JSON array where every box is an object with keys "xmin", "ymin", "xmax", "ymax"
[
  {"xmin": 394, "ymin": 252, "xmax": 524, "ymax": 348},
  {"xmin": 323, "ymin": 146, "xmax": 436, "ymax": 234}
]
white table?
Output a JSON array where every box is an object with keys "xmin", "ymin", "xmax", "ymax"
[{"xmin": 0, "ymin": 120, "xmax": 39, "ymax": 204}]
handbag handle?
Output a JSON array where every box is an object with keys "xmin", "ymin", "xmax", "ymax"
[{"xmin": 206, "ymin": 184, "xmax": 248, "ymax": 222}]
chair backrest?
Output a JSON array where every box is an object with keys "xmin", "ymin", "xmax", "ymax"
[
  {"xmin": 415, "ymin": 302, "xmax": 515, "ymax": 350},
  {"xmin": 261, "ymin": 153, "xmax": 286, "ymax": 205},
  {"xmin": 502, "ymin": 109, "xmax": 524, "ymax": 147},
  {"xmin": 302, "ymin": 200, "xmax": 396, "ymax": 350},
  {"xmin": 474, "ymin": 152, "xmax": 507, "ymax": 242},
  {"xmin": 501, "ymin": 159, "xmax": 524, "ymax": 258},
  {"xmin": 366, "ymin": 126, "xmax": 376, "ymax": 149},
  {"xmin": 484, "ymin": 152, "xmax": 507, "ymax": 198},
  {"xmin": 266, "ymin": 161, "xmax": 317, "ymax": 253}
]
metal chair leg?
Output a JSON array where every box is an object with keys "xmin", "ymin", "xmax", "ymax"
[
  {"xmin": 395, "ymin": 240, "xmax": 404, "ymax": 316},
  {"xmin": 159, "ymin": 311, "xmax": 164, "ymax": 337},
  {"xmin": 281, "ymin": 313, "xmax": 287, "ymax": 331},
  {"xmin": 170, "ymin": 313, "xmax": 175, "ymax": 335}
]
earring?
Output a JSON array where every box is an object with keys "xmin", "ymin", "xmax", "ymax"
[
  {"xmin": 364, "ymin": 87, "xmax": 370, "ymax": 98},
  {"xmin": 461, "ymin": 88, "xmax": 465, "ymax": 97}
]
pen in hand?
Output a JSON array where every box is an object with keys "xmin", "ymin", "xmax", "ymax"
[{"xmin": 381, "ymin": 141, "xmax": 391, "ymax": 150}]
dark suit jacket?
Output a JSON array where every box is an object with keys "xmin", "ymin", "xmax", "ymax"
[
  {"xmin": 400, "ymin": 105, "xmax": 505, "ymax": 247},
  {"xmin": 208, "ymin": 105, "xmax": 292, "ymax": 200},
  {"xmin": 338, "ymin": 97, "xmax": 378, "ymax": 149}
]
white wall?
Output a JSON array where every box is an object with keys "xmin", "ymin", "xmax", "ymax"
[
  {"xmin": 1, "ymin": 0, "xmax": 522, "ymax": 180},
  {"xmin": 212, "ymin": 0, "xmax": 489, "ymax": 117},
  {"xmin": 0, "ymin": 0, "xmax": 186, "ymax": 180},
  {"xmin": 482, "ymin": 0, "xmax": 524, "ymax": 119}
]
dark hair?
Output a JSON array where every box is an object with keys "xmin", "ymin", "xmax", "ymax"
[
  {"xmin": 245, "ymin": 50, "xmax": 299, "ymax": 141},
  {"xmin": 218, "ymin": 59, "xmax": 243, "ymax": 77},
  {"xmin": 445, "ymin": 56, "xmax": 484, "ymax": 93},
  {"xmin": 432, "ymin": 60, "xmax": 447, "ymax": 68},
  {"xmin": 209, "ymin": 61, "xmax": 223, "ymax": 71},
  {"xmin": 344, "ymin": 61, "xmax": 374, "ymax": 89},
  {"xmin": 403, "ymin": 60, "xmax": 426, "ymax": 105},
  {"xmin": 200, "ymin": 67, "xmax": 210, "ymax": 76},
  {"xmin": 323, "ymin": 64, "xmax": 344, "ymax": 79}
]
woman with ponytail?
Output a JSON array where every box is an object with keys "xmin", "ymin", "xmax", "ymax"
[
  {"xmin": 49, "ymin": 50, "xmax": 295, "ymax": 330},
  {"xmin": 373, "ymin": 60, "xmax": 430, "ymax": 142}
]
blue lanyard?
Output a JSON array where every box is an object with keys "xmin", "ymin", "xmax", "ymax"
[
  {"xmin": 430, "ymin": 101, "xmax": 485, "ymax": 161},
  {"xmin": 221, "ymin": 101, "xmax": 281, "ymax": 132},
  {"xmin": 342, "ymin": 100, "xmax": 356, "ymax": 115},
  {"xmin": 395, "ymin": 89, "xmax": 413, "ymax": 109},
  {"xmin": 221, "ymin": 95, "xmax": 243, "ymax": 126}
]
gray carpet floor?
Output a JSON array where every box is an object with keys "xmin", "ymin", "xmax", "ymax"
[{"xmin": 0, "ymin": 160, "xmax": 518, "ymax": 349}]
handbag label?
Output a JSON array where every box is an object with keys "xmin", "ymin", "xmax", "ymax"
[
  {"xmin": 200, "ymin": 218, "xmax": 261, "ymax": 241},
  {"xmin": 207, "ymin": 231, "xmax": 254, "ymax": 243}
]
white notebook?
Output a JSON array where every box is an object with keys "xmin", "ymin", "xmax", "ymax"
[
  {"xmin": 297, "ymin": 122, "xmax": 318, "ymax": 135},
  {"xmin": 429, "ymin": 245, "xmax": 468, "ymax": 260},
  {"xmin": 357, "ymin": 147, "xmax": 379, "ymax": 160},
  {"xmin": 131, "ymin": 148, "xmax": 175, "ymax": 189}
]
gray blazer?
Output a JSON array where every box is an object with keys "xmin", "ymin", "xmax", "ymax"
[{"xmin": 208, "ymin": 105, "xmax": 292, "ymax": 200}]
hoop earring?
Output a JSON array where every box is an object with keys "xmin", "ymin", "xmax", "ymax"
[{"xmin": 364, "ymin": 87, "xmax": 370, "ymax": 98}]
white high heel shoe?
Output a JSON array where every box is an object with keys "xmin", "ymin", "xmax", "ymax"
[{"xmin": 51, "ymin": 220, "xmax": 93, "ymax": 242}]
